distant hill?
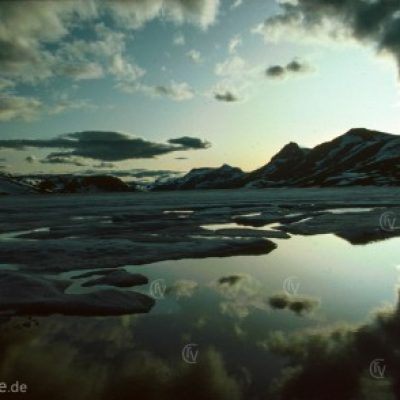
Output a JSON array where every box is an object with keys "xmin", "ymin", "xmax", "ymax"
[
  {"xmin": 3, "ymin": 128, "xmax": 399, "ymax": 194},
  {"xmin": 0, "ymin": 174, "xmax": 38, "ymax": 195},
  {"xmin": 151, "ymin": 128, "xmax": 400, "ymax": 190},
  {"xmin": 35, "ymin": 175, "xmax": 133, "ymax": 193},
  {"xmin": 1, "ymin": 174, "xmax": 134, "ymax": 194},
  {"xmin": 152, "ymin": 164, "xmax": 246, "ymax": 190}
]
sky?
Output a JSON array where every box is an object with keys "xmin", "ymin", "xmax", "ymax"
[{"xmin": 0, "ymin": 0, "xmax": 400, "ymax": 175}]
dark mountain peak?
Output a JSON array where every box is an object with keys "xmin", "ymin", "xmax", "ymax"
[
  {"xmin": 152, "ymin": 163, "xmax": 245, "ymax": 190},
  {"xmin": 187, "ymin": 164, "xmax": 242, "ymax": 174},
  {"xmin": 247, "ymin": 127, "xmax": 400, "ymax": 188},
  {"xmin": 284, "ymin": 141, "xmax": 301, "ymax": 149},
  {"xmin": 219, "ymin": 163, "xmax": 243, "ymax": 172},
  {"xmin": 220, "ymin": 163, "xmax": 233, "ymax": 169},
  {"xmin": 342, "ymin": 128, "xmax": 391, "ymax": 141},
  {"xmin": 188, "ymin": 167, "xmax": 213, "ymax": 174},
  {"xmin": 154, "ymin": 127, "xmax": 400, "ymax": 191},
  {"xmin": 270, "ymin": 141, "xmax": 305, "ymax": 162}
]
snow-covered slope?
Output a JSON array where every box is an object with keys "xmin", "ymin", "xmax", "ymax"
[
  {"xmin": 152, "ymin": 164, "xmax": 246, "ymax": 190},
  {"xmin": 152, "ymin": 128, "xmax": 400, "ymax": 190},
  {"xmin": 247, "ymin": 128, "xmax": 400, "ymax": 187}
]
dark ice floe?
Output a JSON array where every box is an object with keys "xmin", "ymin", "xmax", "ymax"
[
  {"xmin": 278, "ymin": 207, "xmax": 400, "ymax": 244},
  {"xmin": 81, "ymin": 270, "xmax": 148, "ymax": 288},
  {"xmin": 0, "ymin": 237, "xmax": 276, "ymax": 271},
  {"xmin": 213, "ymin": 228, "xmax": 289, "ymax": 239},
  {"xmin": 0, "ymin": 271, "xmax": 154, "ymax": 316}
]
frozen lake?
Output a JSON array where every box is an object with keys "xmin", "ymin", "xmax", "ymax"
[{"xmin": 1, "ymin": 187, "xmax": 400, "ymax": 399}]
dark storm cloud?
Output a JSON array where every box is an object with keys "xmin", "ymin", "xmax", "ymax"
[
  {"xmin": 77, "ymin": 168, "xmax": 181, "ymax": 182},
  {"xmin": 112, "ymin": 169, "xmax": 181, "ymax": 179},
  {"xmin": 92, "ymin": 161, "xmax": 115, "ymax": 169},
  {"xmin": 41, "ymin": 155, "xmax": 89, "ymax": 167},
  {"xmin": 167, "ymin": 136, "xmax": 211, "ymax": 149},
  {"xmin": 286, "ymin": 59, "xmax": 308, "ymax": 72},
  {"xmin": 214, "ymin": 90, "xmax": 240, "ymax": 102},
  {"xmin": 127, "ymin": 169, "xmax": 180, "ymax": 178},
  {"xmin": 263, "ymin": 0, "xmax": 400, "ymax": 74},
  {"xmin": 0, "ymin": 131, "xmax": 211, "ymax": 162},
  {"xmin": 266, "ymin": 65, "xmax": 286, "ymax": 78},
  {"xmin": 266, "ymin": 59, "xmax": 311, "ymax": 79}
]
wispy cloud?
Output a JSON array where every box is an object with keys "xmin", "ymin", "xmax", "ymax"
[
  {"xmin": 173, "ymin": 33, "xmax": 186, "ymax": 46},
  {"xmin": 121, "ymin": 81, "xmax": 195, "ymax": 101},
  {"xmin": 228, "ymin": 34, "xmax": 242, "ymax": 54},
  {"xmin": 215, "ymin": 55, "xmax": 246, "ymax": 77},
  {"xmin": 186, "ymin": 49, "xmax": 203, "ymax": 64},
  {"xmin": 61, "ymin": 62, "xmax": 104, "ymax": 81},
  {"xmin": 213, "ymin": 89, "xmax": 240, "ymax": 102},
  {"xmin": 230, "ymin": 0, "xmax": 242, "ymax": 10},
  {"xmin": 0, "ymin": 94, "xmax": 43, "ymax": 122}
]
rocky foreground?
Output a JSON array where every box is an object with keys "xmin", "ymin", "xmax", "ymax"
[{"xmin": 0, "ymin": 187, "xmax": 400, "ymax": 317}]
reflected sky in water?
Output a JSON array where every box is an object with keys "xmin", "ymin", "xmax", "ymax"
[
  {"xmin": 133, "ymin": 234, "xmax": 400, "ymax": 323},
  {"xmin": 1, "ymin": 234, "xmax": 400, "ymax": 399}
]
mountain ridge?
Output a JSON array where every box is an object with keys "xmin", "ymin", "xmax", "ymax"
[
  {"xmin": 1, "ymin": 128, "xmax": 399, "ymax": 194},
  {"xmin": 152, "ymin": 128, "xmax": 400, "ymax": 190}
]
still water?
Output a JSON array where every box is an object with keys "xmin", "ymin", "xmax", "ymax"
[{"xmin": 1, "ymin": 234, "xmax": 399, "ymax": 399}]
